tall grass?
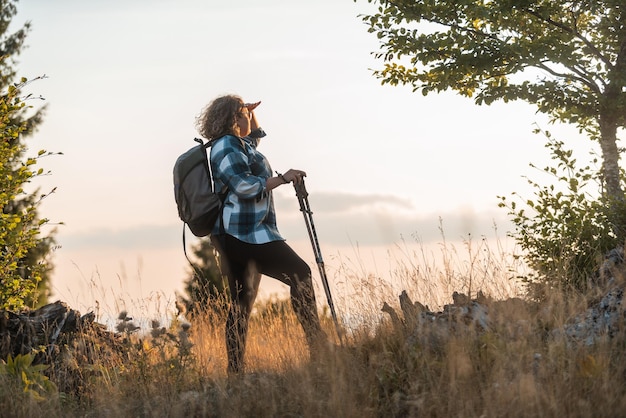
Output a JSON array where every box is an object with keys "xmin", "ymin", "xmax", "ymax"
[{"xmin": 1, "ymin": 237, "xmax": 624, "ymax": 417}]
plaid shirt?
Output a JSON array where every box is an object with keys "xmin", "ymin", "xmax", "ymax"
[{"xmin": 209, "ymin": 134, "xmax": 284, "ymax": 244}]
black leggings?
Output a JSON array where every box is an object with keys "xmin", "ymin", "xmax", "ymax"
[{"xmin": 211, "ymin": 234, "xmax": 324, "ymax": 374}]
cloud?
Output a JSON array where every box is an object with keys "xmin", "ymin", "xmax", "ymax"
[
  {"xmin": 55, "ymin": 191, "xmax": 514, "ymax": 251},
  {"xmin": 275, "ymin": 190, "xmax": 513, "ymax": 246},
  {"xmin": 281, "ymin": 207, "xmax": 512, "ymax": 247},
  {"xmin": 274, "ymin": 190, "xmax": 415, "ymax": 213},
  {"xmin": 58, "ymin": 224, "xmax": 181, "ymax": 251}
]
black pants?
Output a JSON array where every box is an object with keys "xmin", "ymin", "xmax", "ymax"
[{"xmin": 211, "ymin": 234, "xmax": 325, "ymax": 374}]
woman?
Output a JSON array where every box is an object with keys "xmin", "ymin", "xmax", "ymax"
[{"xmin": 195, "ymin": 94, "xmax": 327, "ymax": 374}]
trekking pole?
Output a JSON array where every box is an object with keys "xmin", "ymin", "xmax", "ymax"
[{"xmin": 293, "ymin": 178, "xmax": 344, "ymax": 345}]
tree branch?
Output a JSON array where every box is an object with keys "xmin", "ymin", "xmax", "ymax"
[
  {"xmin": 522, "ymin": 8, "xmax": 612, "ymax": 69},
  {"xmin": 534, "ymin": 61, "xmax": 601, "ymax": 95}
]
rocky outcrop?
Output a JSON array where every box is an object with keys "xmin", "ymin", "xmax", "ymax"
[{"xmin": 382, "ymin": 248, "xmax": 626, "ymax": 347}]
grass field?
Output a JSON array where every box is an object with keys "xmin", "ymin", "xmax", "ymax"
[{"xmin": 1, "ymin": 238, "xmax": 625, "ymax": 417}]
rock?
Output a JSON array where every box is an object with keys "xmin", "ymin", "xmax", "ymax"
[
  {"xmin": 381, "ymin": 246, "xmax": 626, "ymax": 349},
  {"xmin": 560, "ymin": 286, "xmax": 624, "ymax": 345},
  {"xmin": 381, "ymin": 290, "xmax": 500, "ymax": 348}
]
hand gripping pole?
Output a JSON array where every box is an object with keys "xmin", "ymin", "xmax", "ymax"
[{"xmin": 293, "ymin": 179, "xmax": 344, "ymax": 344}]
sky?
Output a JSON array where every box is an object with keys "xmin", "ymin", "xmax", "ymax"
[{"xmin": 12, "ymin": 0, "xmax": 597, "ymax": 322}]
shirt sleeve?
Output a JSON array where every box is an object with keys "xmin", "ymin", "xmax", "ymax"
[
  {"xmin": 248, "ymin": 127, "xmax": 267, "ymax": 139},
  {"xmin": 211, "ymin": 135, "xmax": 266, "ymax": 200}
]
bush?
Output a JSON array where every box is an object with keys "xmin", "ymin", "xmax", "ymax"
[
  {"xmin": 0, "ymin": 80, "xmax": 50, "ymax": 310},
  {"xmin": 498, "ymin": 129, "xmax": 620, "ymax": 299}
]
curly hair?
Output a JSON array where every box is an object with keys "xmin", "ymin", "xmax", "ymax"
[{"xmin": 195, "ymin": 95, "xmax": 244, "ymax": 140}]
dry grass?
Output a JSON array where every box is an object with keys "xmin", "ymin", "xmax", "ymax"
[{"xmin": 1, "ymin": 238, "xmax": 625, "ymax": 417}]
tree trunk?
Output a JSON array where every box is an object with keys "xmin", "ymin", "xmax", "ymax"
[
  {"xmin": 598, "ymin": 35, "xmax": 626, "ymax": 242},
  {"xmin": 599, "ymin": 119, "xmax": 623, "ymax": 201},
  {"xmin": 599, "ymin": 115, "xmax": 626, "ymax": 242},
  {"xmin": 0, "ymin": 301, "xmax": 90, "ymax": 361}
]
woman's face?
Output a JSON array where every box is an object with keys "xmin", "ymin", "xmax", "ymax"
[{"xmin": 234, "ymin": 104, "xmax": 251, "ymax": 137}]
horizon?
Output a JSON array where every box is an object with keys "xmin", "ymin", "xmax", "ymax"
[{"xmin": 14, "ymin": 0, "xmax": 596, "ymax": 320}]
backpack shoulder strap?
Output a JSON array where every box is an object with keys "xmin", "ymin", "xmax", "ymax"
[{"xmin": 202, "ymin": 138, "xmax": 226, "ymax": 234}]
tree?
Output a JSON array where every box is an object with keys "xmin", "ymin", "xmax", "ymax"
[
  {"xmin": 0, "ymin": 0, "xmax": 53, "ymax": 309},
  {"xmin": 357, "ymin": 0, "xmax": 626, "ymax": 240},
  {"xmin": 180, "ymin": 238, "xmax": 228, "ymax": 316}
]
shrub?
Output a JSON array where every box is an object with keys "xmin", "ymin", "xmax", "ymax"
[
  {"xmin": 0, "ymin": 80, "xmax": 51, "ymax": 310},
  {"xmin": 498, "ymin": 129, "xmax": 620, "ymax": 299}
]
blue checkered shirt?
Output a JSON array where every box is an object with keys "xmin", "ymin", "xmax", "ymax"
[{"xmin": 209, "ymin": 134, "xmax": 284, "ymax": 244}]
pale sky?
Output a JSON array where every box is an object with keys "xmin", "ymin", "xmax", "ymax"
[{"xmin": 13, "ymin": 0, "xmax": 596, "ymax": 321}]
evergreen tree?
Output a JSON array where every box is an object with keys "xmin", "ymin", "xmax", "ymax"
[
  {"xmin": 0, "ymin": 0, "xmax": 54, "ymax": 309},
  {"xmin": 180, "ymin": 238, "xmax": 228, "ymax": 316}
]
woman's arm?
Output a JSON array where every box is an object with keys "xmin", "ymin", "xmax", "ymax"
[
  {"xmin": 266, "ymin": 176, "xmax": 287, "ymax": 191},
  {"xmin": 246, "ymin": 102, "xmax": 266, "ymax": 141}
]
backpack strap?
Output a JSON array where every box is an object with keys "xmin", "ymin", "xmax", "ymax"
[
  {"xmin": 182, "ymin": 222, "xmax": 201, "ymax": 275},
  {"xmin": 199, "ymin": 137, "xmax": 227, "ymax": 235}
]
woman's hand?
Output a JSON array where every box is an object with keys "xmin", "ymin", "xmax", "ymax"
[
  {"xmin": 245, "ymin": 101, "xmax": 261, "ymax": 111},
  {"xmin": 246, "ymin": 101, "xmax": 261, "ymax": 131},
  {"xmin": 282, "ymin": 169, "xmax": 306, "ymax": 184},
  {"xmin": 267, "ymin": 168, "xmax": 306, "ymax": 191}
]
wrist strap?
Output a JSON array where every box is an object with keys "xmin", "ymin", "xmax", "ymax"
[{"xmin": 275, "ymin": 171, "xmax": 288, "ymax": 184}]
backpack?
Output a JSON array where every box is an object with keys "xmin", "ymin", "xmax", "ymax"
[{"xmin": 173, "ymin": 137, "xmax": 224, "ymax": 237}]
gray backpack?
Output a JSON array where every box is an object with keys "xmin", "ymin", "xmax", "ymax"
[{"xmin": 173, "ymin": 138, "xmax": 224, "ymax": 237}]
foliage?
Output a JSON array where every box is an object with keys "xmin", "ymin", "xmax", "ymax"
[
  {"xmin": 3, "ymin": 187, "xmax": 58, "ymax": 308},
  {"xmin": 0, "ymin": 79, "xmax": 53, "ymax": 310},
  {"xmin": 0, "ymin": 0, "xmax": 55, "ymax": 309},
  {"xmin": 107, "ymin": 315, "xmax": 198, "ymax": 404},
  {"xmin": 357, "ymin": 0, "xmax": 626, "ymax": 240},
  {"xmin": 0, "ymin": 353, "xmax": 57, "ymax": 400},
  {"xmin": 357, "ymin": 0, "xmax": 626, "ymax": 131},
  {"xmin": 180, "ymin": 237, "xmax": 229, "ymax": 316},
  {"xmin": 146, "ymin": 319, "xmax": 195, "ymax": 381},
  {"xmin": 498, "ymin": 128, "xmax": 620, "ymax": 296},
  {"xmin": 0, "ymin": 0, "xmax": 31, "ymax": 85}
]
